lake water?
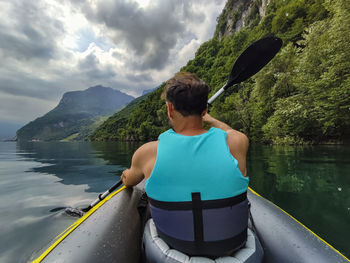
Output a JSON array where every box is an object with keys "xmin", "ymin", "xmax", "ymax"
[{"xmin": 0, "ymin": 141, "xmax": 348, "ymax": 262}]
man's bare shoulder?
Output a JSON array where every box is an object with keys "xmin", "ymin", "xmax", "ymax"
[
  {"xmin": 226, "ymin": 129, "xmax": 249, "ymax": 152},
  {"xmin": 134, "ymin": 141, "xmax": 158, "ymax": 158}
]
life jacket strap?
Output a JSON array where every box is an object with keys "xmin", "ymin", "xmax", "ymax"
[
  {"xmin": 192, "ymin": 192, "xmax": 204, "ymax": 243},
  {"xmin": 148, "ymin": 191, "xmax": 247, "ymax": 210}
]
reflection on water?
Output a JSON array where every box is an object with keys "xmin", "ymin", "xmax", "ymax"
[
  {"xmin": 0, "ymin": 141, "xmax": 141, "ymax": 263},
  {"xmin": 16, "ymin": 141, "xmax": 141, "ymax": 192},
  {"xmin": 0, "ymin": 142, "xmax": 348, "ymax": 262},
  {"xmin": 248, "ymin": 145, "xmax": 350, "ymax": 257}
]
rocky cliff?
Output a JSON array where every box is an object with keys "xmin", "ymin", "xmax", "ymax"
[{"xmin": 215, "ymin": 0, "xmax": 270, "ymax": 39}]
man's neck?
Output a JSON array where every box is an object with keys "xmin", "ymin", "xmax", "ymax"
[{"xmin": 172, "ymin": 115, "xmax": 207, "ymax": 136}]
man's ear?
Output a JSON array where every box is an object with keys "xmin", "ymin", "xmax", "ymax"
[
  {"xmin": 202, "ymin": 106, "xmax": 208, "ymax": 117},
  {"xmin": 166, "ymin": 101, "xmax": 174, "ymax": 119}
]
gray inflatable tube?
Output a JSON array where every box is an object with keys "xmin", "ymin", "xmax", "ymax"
[
  {"xmin": 143, "ymin": 219, "xmax": 263, "ymax": 263},
  {"xmin": 32, "ymin": 183, "xmax": 349, "ymax": 263}
]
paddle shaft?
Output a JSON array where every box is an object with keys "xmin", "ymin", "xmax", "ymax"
[
  {"xmin": 82, "ymin": 179, "xmax": 123, "ymax": 212},
  {"xmin": 207, "ymin": 82, "xmax": 233, "ymax": 106}
]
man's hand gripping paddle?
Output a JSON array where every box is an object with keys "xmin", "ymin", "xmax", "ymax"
[{"xmin": 63, "ymin": 179, "xmax": 124, "ymax": 216}]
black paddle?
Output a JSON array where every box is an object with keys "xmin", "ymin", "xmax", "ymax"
[
  {"xmin": 80, "ymin": 179, "xmax": 123, "ymax": 212},
  {"xmin": 63, "ymin": 179, "xmax": 123, "ymax": 216},
  {"xmin": 64, "ymin": 36, "xmax": 282, "ymax": 217},
  {"xmin": 208, "ymin": 36, "xmax": 282, "ymax": 105}
]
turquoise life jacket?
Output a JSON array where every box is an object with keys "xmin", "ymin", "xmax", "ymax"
[{"xmin": 145, "ymin": 127, "xmax": 249, "ymax": 257}]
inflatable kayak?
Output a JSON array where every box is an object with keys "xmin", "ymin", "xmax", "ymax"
[{"xmin": 31, "ymin": 182, "xmax": 349, "ymax": 263}]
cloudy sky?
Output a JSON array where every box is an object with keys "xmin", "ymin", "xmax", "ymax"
[{"xmin": 0, "ymin": 0, "xmax": 225, "ymax": 135}]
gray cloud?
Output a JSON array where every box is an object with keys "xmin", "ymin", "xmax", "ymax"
[
  {"xmin": 0, "ymin": 1, "xmax": 64, "ymax": 61},
  {"xmin": 82, "ymin": 0, "xmax": 207, "ymax": 70},
  {"xmin": 125, "ymin": 73, "xmax": 153, "ymax": 82},
  {"xmin": 0, "ymin": 75, "xmax": 63, "ymax": 100},
  {"xmin": 78, "ymin": 53, "xmax": 117, "ymax": 80},
  {"xmin": 0, "ymin": 28, "xmax": 54, "ymax": 60}
]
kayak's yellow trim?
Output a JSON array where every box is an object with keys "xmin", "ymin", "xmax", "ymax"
[
  {"xmin": 248, "ymin": 187, "xmax": 350, "ymax": 262},
  {"xmin": 32, "ymin": 185, "xmax": 127, "ymax": 263},
  {"xmin": 248, "ymin": 187, "xmax": 262, "ymax": 197}
]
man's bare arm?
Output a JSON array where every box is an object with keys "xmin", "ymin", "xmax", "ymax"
[
  {"xmin": 121, "ymin": 141, "xmax": 157, "ymax": 187},
  {"xmin": 121, "ymin": 148, "xmax": 144, "ymax": 187},
  {"xmin": 202, "ymin": 113, "xmax": 232, "ymax": 131},
  {"xmin": 226, "ymin": 130, "xmax": 249, "ymax": 177},
  {"xmin": 203, "ymin": 113, "xmax": 249, "ymax": 177}
]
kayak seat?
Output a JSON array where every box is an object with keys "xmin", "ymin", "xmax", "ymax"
[{"xmin": 143, "ymin": 219, "xmax": 263, "ymax": 263}]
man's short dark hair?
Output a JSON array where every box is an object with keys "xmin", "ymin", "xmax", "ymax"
[{"xmin": 164, "ymin": 72, "xmax": 209, "ymax": 116}]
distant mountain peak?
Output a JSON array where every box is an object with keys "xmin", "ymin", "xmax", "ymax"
[
  {"xmin": 16, "ymin": 85, "xmax": 135, "ymax": 141},
  {"xmin": 87, "ymin": 85, "xmax": 113, "ymax": 92}
]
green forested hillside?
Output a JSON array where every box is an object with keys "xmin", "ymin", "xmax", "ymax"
[{"xmin": 91, "ymin": 0, "xmax": 350, "ymax": 144}]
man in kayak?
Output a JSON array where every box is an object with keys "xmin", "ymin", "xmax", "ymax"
[{"xmin": 122, "ymin": 72, "xmax": 249, "ymax": 257}]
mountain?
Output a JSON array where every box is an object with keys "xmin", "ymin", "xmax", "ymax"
[
  {"xmin": 17, "ymin": 85, "xmax": 134, "ymax": 141},
  {"xmin": 91, "ymin": 0, "xmax": 350, "ymax": 144}
]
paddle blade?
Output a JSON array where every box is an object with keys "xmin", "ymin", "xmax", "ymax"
[
  {"xmin": 227, "ymin": 36, "xmax": 282, "ymax": 88},
  {"xmin": 65, "ymin": 207, "xmax": 85, "ymax": 217}
]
